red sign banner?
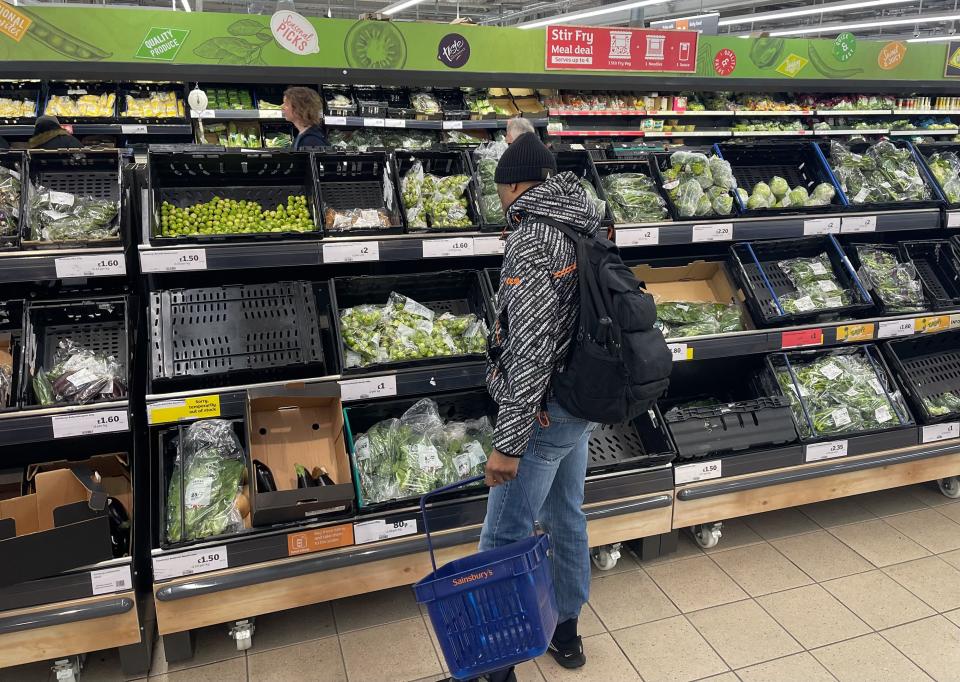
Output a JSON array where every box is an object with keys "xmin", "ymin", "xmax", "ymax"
[{"xmin": 545, "ymin": 25, "xmax": 698, "ymax": 72}]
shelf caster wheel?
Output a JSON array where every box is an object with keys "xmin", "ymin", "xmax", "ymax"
[
  {"xmin": 229, "ymin": 619, "xmax": 255, "ymax": 651},
  {"xmin": 939, "ymin": 477, "xmax": 960, "ymax": 499},
  {"xmin": 591, "ymin": 543, "xmax": 622, "ymax": 571},
  {"xmin": 691, "ymin": 522, "xmax": 723, "ymax": 549},
  {"xmin": 53, "ymin": 657, "xmax": 81, "ymax": 682}
]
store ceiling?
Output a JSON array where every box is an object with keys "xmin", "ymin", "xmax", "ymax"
[{"xmin": 18, "ymin": 0, "xmax": 960, "ymax": 42}]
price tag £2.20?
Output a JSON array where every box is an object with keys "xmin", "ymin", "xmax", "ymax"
[
  {"xmin": 422, "ymin": 237, "xmax": 475, "ymax": 258},
  {"xmin": 691, "ymin": 223, "xmax": 733, "ymax": 243},
  {"xmin": 152, "ymin": 546, "xmax": 228, "ymax": 580}
]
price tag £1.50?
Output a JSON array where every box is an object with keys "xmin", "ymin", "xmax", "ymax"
[
  {"xmin": 675, "ymin": 460, "xmax": 721, "ymax": 484},
  {"xmin": 152, "ymin": 546, "xmax": 228, "ymax": 580},
  {"xmin": 140, "ymin": 248, "xmax": 207, "ymax": 273}
]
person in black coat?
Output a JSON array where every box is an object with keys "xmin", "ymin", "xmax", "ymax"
[
  {"xmin": 27, "ymin": 116, "xmax": 82, "ymax": 149},
  {"xmin": 282, "ymin": 87, "xmax": 328, "ymax": 150}
]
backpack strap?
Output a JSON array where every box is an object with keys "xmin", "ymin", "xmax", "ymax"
[{"xmin": 537, "ymin": 216, "xmax": 584, "ymax": 243}]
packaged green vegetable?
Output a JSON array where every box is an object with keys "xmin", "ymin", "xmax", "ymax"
[
  {"xmin": 927, "ymin": 151, "xmax": 960, "ymax": 203},
  {"xmin": 769, "ymin": 176, "xmax": 790, "ymax": 199},
  {"xmin": 923, "ymin": 391, "xmax": 960, "ymax": 417},
  {"xmin": 854, "ymin": 245, "xmax": 925, "ymax": 312},
  {"xmin": 774, "ymin": 253, "xmax": 853, "ymax": 314},
  {"xmin": 601, "ymin": 172, "xmax": 668, "ymax": 223},
  {"xmin": 829, "ymin": 140, "xmax": 931, "ymax": 204}
]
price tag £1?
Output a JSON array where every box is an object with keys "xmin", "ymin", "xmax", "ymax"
[
  {"xmin": 691, "ymin": 223, "xmax": 733, "ymax": 243},
  {"xmin": 922, "ymin": 422, "xmax": 959, "ymax": 443},
  {"xmin": 55, "ymin": 254, "xmax": 126, "ymax": 278},
  {"xmin": 51, "ymin": 410, "xmax": 129, "ymax": 438},
  {"xmin": 152, "ymin": 546, "xmax": 228, "ymax": 580},
  {"xmin": 323, "ymin": 241, "xmax": 380, "ymax": 263},
  {"xmin": 422, "ymin": 237, "xmax": 475, "ymax": 258},
  {"xmin": 339, "ymin": 375, "xmax": 398, "ymax": 402},
  {"xmin": 140, "ymin": 248, "xmax": 207, "ymax": 273},
  {"xmin": 805, "ymin": 439, "xmax": 848, "ymax": 462}
]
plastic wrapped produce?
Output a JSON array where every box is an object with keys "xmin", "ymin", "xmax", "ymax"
[
  {"xmin": 411, "ymin": 91, "xmax": 441, "ymax": 115},
  {"xmin": 829, "ymin": 140, "xmax": 931, "ymax": 204},
  {"xmin": 401, "ymin": 160, "xmax": 425, "ymax": 209},
  {"xmin": 424, "ymin": 174, "xmax": 472, "ymax": 229},
  {"xmin": 353, "ymin": 398, "xmax": 491, "ymax": 505},
  {"xmin": 579, "ymin": 178, "xmax": 606, "ymax": 217},
  {"xmin": 661, "ymin": 151, "xmax": 735, "ymax": 217},
  {"xmin": 601, "ymin": 172, "xmax": 668, "ymax": 223},
  {"xmin": 926, "ymin": 151, "xmax": 960, "ymax": 203},
  {"xmin": 655, "ymin": 299, "xmax": 742, "ymax": 337},
  {"xmin": 769, "ymin": 176, "xmax": 790, "ymax": 199},
  {"xmin": 479, "ymin": 193, "xmax": 503, "ymax": 224},
  {"xmin": 29, "ymin": 185, "xmax": 119, "ymax": 242},
  {"xmin": 775, "ymin": 253, "xmax": 851, "ymax": 314},
  {"xmin": 773, "ymin": 349, "xmax": 910, "ymax": 439},
  {"xmin": 854, "ymin": 246, "xmax": 926, "ymax": 312},
  {"xmin": 0, "ymin": 166, "xmax": 20, "ymax": 238},
  {"xmin": 166, "ymin": 419, "xmax": 247, "ymax": 543},
  {"xmin": 32, "ymin": 339, "xmax": 125, "ymax": 406},
  {"xmin": 675, "ymin": 179, "xmax": 704, "ymax": 218},
  {"xmin": 0, "ymin": 363, "xmax": 10, "ymax": 409},
  {"xmin": 923, "ymin": 391, "xmax": 960, "ymax": 417},
  {"xmin": 123, "ymin": 91, "xmax": 182, "ymax": 118}
]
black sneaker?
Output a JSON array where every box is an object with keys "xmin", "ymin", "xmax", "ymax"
[{"xmin": 548, "ymin": 635, "xmax": 586, "ymax": 669}]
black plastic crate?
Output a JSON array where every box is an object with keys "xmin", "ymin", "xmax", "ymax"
[
  {"xmin": 816, "ymin": 140, "xmax": 942, "ymax": 212},
  {"xmin": 354, "ymin": 86, "xmax": 389, "ymax": 118},
  {"xmin": 23, "ymin": 149, "xmax": 124, "ymax": 248},
  {"xmin": 330, "ymin": 270, "xmax": 491, "ymax": 375},
  {"xmin": 845, "ymin": 242, "xmax": 929, "ymax": 314},
  {"xmin": 914, "ymin": 143, "xmax": 960, "ymax": 208},
  {"xmin": 344, "ymin": 389, "xmax": 496, "ymax": 510},
  {"xmin": 434, "ymin": 88, "xmax": 470, "ymax": 120},
  {"xmin": 394, "ymin": 149, "xmax": 480, "ymax": 232},
  {"xmin": 147, "ymin": 150, "xmax": 322, "ymax": 244},
  {"xmin": 715, "ymin": 142, "xmax": 845, "ymax": 216},
  {"xmin": 593, "ymin": 158, "xmax": 670, "ymax": 226},
  {"xmin": 314, "ymin": 151, "xmax": 404, "ymax": 236},
  {"xmin": 0, "ymin": 84, "xmax": 39, "ymax": 123},
  {"xmin": 43, "ymin": 81, "xmax": 117, "ymax": 122},
  {"xmin": 730, "ymin": 235, "xmax": 874, "ymax": 327},
  {"xmin": 556, "ymin": 150, "xmax": 615, "ymax": 225},
  {"xmin": 150, "ymin": 281, "xmax": 326, "ymax": 388},
  {"xmin": 647, "ymin": 150, "xmax": 739, "ymax": 222},
  {"xmin": 885, "ymin": 330, "xmax": 960, "ymax": 424},
  {"xmin": 588, "ymin": 406, "xmax": 675, "ymax": 473},
  {"xmin": 899, "ymin": 240, "xmax": 960, "ymax": 310},
  {"xmin": 19, "ymin": 296, "xmax": 129, "ymax": 408},
  {"xmin": 322, "ymin": 86, "xmax": 356, "ymax": 117},
  {"xmin": 481, "ymin": 267, "xmax": 501, "ymax": 326},
  {"xmin": 763, "ymin": 345, "xmax": 916, "ymax": 445},
  {"xmin": 0, "ymin": 151, "xmax": 24, "ymax": 250},
  {"xmin": 118, "ymin": 82, "xmax": 185, "ymax": 123},
  {"xmin": 0, "ymin": 299, "xmax": 22, "ymax": 413},
  {"xmin": 382, "ymin": 87, "xmax": 415, "ymax": 119}
]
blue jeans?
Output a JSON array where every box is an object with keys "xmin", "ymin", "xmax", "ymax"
[{"xmin": 480, "ymin": 401, "xmax": 596, "ymax": 623}]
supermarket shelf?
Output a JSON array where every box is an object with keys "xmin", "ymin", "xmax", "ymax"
[
  {"xmin": 0, "ymin": 400, "xmax": 131, "ymax": 447},
  {"xmin": 321, "ymin": 116, "xmax": 548, "ymax": 131},
  {"xmin": 614, "ymin": 208, "xmax": 941, "ymax": 249},
  {"xmin": 190, "ymin": 109, "xmax": 285, "ymax": 120},
  {"xmin": 547, "ymin": 108, "xmax": 733, "ymax": 117},
  {"xmin": 734, "ymin": 110, "xmax": 815, "ymax": 116},
  {"xmin": 0, "ymin": 247, "xmax": 126, "ymax": 283},
  {"xmin": 731, "ymin": 129, "xmax": 811, "ymax": 137},
  {"xmin": 0, "ymin": 123, "xmax": 192, "ymax": 136},
  {"xmin": 0, "ymin": 558, "xmax": 133, "ymax": 613},
  {"xmin": 643, "ymin": 131, "xmax": 733, "ymax": 138},
  {"xmin": 811, "ymin": 128, "xmax": 889, "ymax": 136},
  {"xmin": 816, "ymin": 109, "xmax": 892, "ymax": 115},
  {"xmin": 892, "ymin": 109, "xmax": 960, "ymax": 115},
  {"xmin": 551, "ymin": 129, "xmax": 731, "ymax": 138},
  {"xmin": 889, "ymin": 128, "xmax": 959, "ymax": 136}
]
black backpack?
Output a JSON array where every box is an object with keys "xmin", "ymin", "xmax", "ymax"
[{"xmin": 541, "ymin": 217, "xmax": 672, "ymax": 424}]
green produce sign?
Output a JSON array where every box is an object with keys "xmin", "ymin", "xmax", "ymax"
[{"xmin": 0, "ymin": 1, "xmax": 954, "ymax": 83}]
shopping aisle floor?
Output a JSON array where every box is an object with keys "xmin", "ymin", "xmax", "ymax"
[{"xmin": 8, "ymin": 481, "xmax": 960, "ymax": 682}]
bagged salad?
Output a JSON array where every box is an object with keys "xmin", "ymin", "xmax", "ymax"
[
  {"xmin": 829, "ymin": 140, "xmax": 931, "ymax": 204},
  {"xmin": 28, "ymin": 184, "xmax": 119, "ymax": 242},
  {"xmin": 352, "ymin": 398, "xmax": 491, "ymax": 504},
  {"xmin": 0, "ymin": 165, "xmax": 20, "ymax": 239},
  {"xmin": 659, "ymin": 151, "xmax": 736, "ymax": 218},
  {"xmin": 166, "ymin": 419, "xmax": 247, "ymax": 543},
  {"xmin": 602, "ymin": 173, "xmax": 668, "ymax": 223},
  {"xmin": 854, "ymin": 245, "xmax": 926, "ymax": 312},
  {"xmin": 32, "ymin": 338, "xmax": 126, "ymax": 406},
  {"xmin": 655, "ymin": 298, "xmax": 742, "ymax": 338},
  {"xmin": 774, "ymin": 253, "xmax": 853, "ymax": 315}
]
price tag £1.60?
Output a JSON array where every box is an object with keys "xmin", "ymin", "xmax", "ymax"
[
  {"xmin": 51, "ymin": 410, "xmax": 129, "ymax": 438},
  {"xmin": 152, "ymin": 545, "xmax": 228, "ymax": 580},
  {"xmin": 55, "ymin": 254, "xmax": 126, "ymax": 278},
  {"xmin": 422, "ymin": 237, "xmax": 475, "ymax": 258},
  {"xmin": 140, "ymin": 248, "xmax": 207, "ymax": 273}
]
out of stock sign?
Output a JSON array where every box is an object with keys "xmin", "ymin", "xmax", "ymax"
[{"xmin": 545, "ymin": 25, "xmax": 698, "ymax": 72}]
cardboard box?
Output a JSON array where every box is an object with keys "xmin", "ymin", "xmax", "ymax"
[
  {"xmin": 246, "ymin": 384, "xmax": 354, "ymax": 526},
  {"xmin": 630, "ymin": 260, "xmax": 753, "ymax": 330},
  {"xmin": 0, "ymin": 454, "xmax": 129, "ymax": 586},
  {"xmin": 489, "ymin": 96, "xmax": 519, "ymax": 119},
  {"xmin": 515, "ymin": 97, "xmax": 547, "ymax": 118}
]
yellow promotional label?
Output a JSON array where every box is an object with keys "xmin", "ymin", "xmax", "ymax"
[
  {"xmin": 0, "ymin": 2, "xmax": 31, "ymax": 42},
  {"xmin": 835, "ymin": 323, "xmax": 874, "ymax": 342},
  {"xmin": 148, "ymin": 395, "xmax": 221, "ymax": 424},
  {"xmin": 950, "ymin": 46, "xmax": 960, "ymax": 70},
  {"xmin": 915, "ymin": 315, "xmax": 950, "ymax": 333},
  {"xmin": 776, "ymin": 53, "xmax": 808, "ymax": 78}
]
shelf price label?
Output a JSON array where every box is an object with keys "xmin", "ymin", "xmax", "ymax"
[
  {"xmin": 803, "ymin": 218, "xmax": 840, "ymax": 236},
  {"xmin": 947, "ymin": 212, "xmax": 960, "ymax": 228},
  {"xmin": 384, "ymin": 118, "xmax": 407, "ymax": 128},
  {"xmin": 691, "ymin": 223, "xmax": 733, "ymax": 243},
  {"xmin": 616, "ymin": 227, "xmax": 660, "ymax": 247},
  {"xmin": 442, "ymin": 120, "xmax": 464, "ymax": 130},
  {"xmin": 120, "ymin": 124, "xmax": 148, "ymax": 135},
  {"xmin": 339, "ymin": 375, "xmax": 398, "ymax": 402},
  {"xmin": 805, "ymin": 439, "xmax": 848, "ymax": 462},
  {"xmin": 363, "ymin": 117, "xmax": 385, "ymax": 128},
  {"xmin": 781, "ymin": 328, "xmax": 824, "ymax": 348},
  {"xmin": 835, "ymin": 323, "xmax": 874, "ymax": 342},
  {"xmin": 140, "ymin": 248, "xmax": 207, "ymax": 273},
  {"xmin": 324, "ymin": 116, "xmax": 347, "ymax": 126},
  {"xmin": 422, "ymin": 237, "xmax": 475, "ymax": 258},
  {"xmin": 51, "ymin": 409, "xmax": 129, "ymax": 439},
  {"xmin": 259, "ymin": 109, "xmax": 284, "ymax": 119},
  {"xmin": 877, "ymin": 319, "xmax": 915, "ymax": 338},
  {"xmin": 55, "ymin": 254, "xmax": 126, "ymax": 278},
  {"xmin": 90, "ymin": 565, "xmax": 132, "ymax": 596},
  {"xmin": 473, "ymin": 236, "xmax": 505, "ymax": 256},
  {"xmin": 674, "ymin": 459, "xmax": 721, "ymax": 484},
  {"xmin": 322, "ymin": 241, "xmax": 380, "ymax": 263},
  {"xmin": 668, "ymin": 343, "xmax": 693, "ymax": 361},
  {"xmin": 353, "ymin": 518, "xmax": 418, "ymax": 545},
  {"xmin": 153, "ymin": 545, "xmax": 228, "ymax": 580},
  {"xmin": 922, "ymin": 422, "xmax": 960, "ymax": 443},
  {"xmin": 148, "ymin": 395, "xmax": 221, "ymax": 424},
  {"xmin": 916, "ymin": 315, "xmax": 950, "ymax": 333},
  {"xmin": 841, "ymin": 215, "xmax": 877, "ymax": 233}
]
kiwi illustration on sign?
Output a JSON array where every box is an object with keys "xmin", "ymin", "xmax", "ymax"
[
  {"xmin": 19, "ymin": 8, "xmax": 111, "ymax": 60},
  {"xmin": 193, "ymin": 19, "xmax": 272, "ymax": 65},
  {"xmin": 344, "ymin": 21, "xmax": 407, "ymax": 69}
]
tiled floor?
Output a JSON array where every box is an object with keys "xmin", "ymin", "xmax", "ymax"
[{"xmin": 9, "ymin": 482, "xmax": 960, "ymax": 681}]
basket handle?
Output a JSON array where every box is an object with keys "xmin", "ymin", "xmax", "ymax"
[{"xmin": 419, "ymin": 474, "xmax": 538, "ymax": 575}]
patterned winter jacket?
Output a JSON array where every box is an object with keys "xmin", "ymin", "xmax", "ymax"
[{"xmin": 486, "ymin": 171, "xmax": 601, "ymax": 457}]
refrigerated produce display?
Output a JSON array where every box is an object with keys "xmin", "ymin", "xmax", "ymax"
[{"xmin": 5, "ymin": 8, "xmax": 960, "ymax": 678}]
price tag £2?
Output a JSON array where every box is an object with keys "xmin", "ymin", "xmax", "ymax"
[
  {"xmin": 841, "ymin": 215, "xmax": 877, "ymax": 233},
  {"xmin": 152, "ymin": 546, "xmax": 228, "ymax": 580},
  {"xmin": 805, "ymin": 439, "xmax": 848, "ymax": 462},
  {"xmin": 323, "ymin": 241, "xmax": 380, "ymax": 263},
  {"xmin": 140, "ymin": 248, "xmax": 207, "ymax": 273},
  {"xmin": 691, "ymin": 223, "xmax": 733, "ymax": 243},
  {"xmin": 616, "ymin": 227, "xmax": 660, "ymax": 247},
  {"xmin": 339, "ymin": 375, "xmax": 398, "ymax": 402},
  {"xmin": 422, "ymin": 237, "xmax": 475, "ymax": 258},
  {"xmin": 675, "ymin": 460, "xmax": 721, "ymax": 484},
  {"xmin": 803, "ymin": 218, "xmax": 840, "ymax": 236},
  {"xmin": 55, "ymin": 254, "xmax": 126, "ymax": 278},
  {"xmin": 51, "ymin": 410, "xmax": 129, "ymax": 438}
]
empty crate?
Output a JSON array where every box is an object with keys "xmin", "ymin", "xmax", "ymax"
[
  {"xmin": 315, "ymin": 151, "xmax": 404, "ymax": 236},
  {"xmin": 885, "ymin": 330, "xmax": 960, "ymax": 424}
]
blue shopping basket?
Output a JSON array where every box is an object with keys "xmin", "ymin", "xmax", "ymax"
[{"xmin": 413, "ymin": 475, "xmax": 558, "ymax": 681}]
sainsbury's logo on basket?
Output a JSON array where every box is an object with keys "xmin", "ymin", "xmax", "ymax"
[{"xmin": 452, "ymin": 568, "xmax": 495, "ymax": 587}]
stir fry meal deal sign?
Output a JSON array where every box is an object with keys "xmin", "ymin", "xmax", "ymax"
[{"xmin": 546, "ymin": 25, "xmax": 698, "ymax": 72}]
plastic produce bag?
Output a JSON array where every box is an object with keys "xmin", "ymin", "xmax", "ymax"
[
  {"xmin": 923, "ymin": 391, "xmax": 960, "ymax": 417},
  {"xmin": 32, "ymin": 339, "xmax": 125, "ymax": 406},
  {"xmin": 29, "ymin": 184, "xmax": 119, "ymax": 242},
  {"xmin": 829, "ymin": 140, "xmax": 931, "ymax": 204},
  {"xmin": 0, "ymin": 363, "xmax": 10, "ymax": 408},
  {"xmin": 602, "ymin": 173, "xmax": 668, "ymax": 223},
  {"xmin": 0, "ymin": 166, "xmax": 20, "ymax": 238},
  {"xmin": 424, "ymin": 174, "xmax": 472, "ymax": 229},
  {"xmin": 855, "ymin": 246, "xmax": 925, "ymax": 312},
  {"xmin": 479, "ymin": 193, "xmax": 503, "ymax": 224},
  {"xmin": 775, "ymin": 253, "xmax": 851, "ymax": 314},
  {"xmin": 654, "ymin": 298, "xmax": 742, "ymax": 338},
  {"xmin": 166, "ymin": 419, "xmax": 246, "ymax": 543},
  {"xmin": 401, "ymin": 160, "xmax": 425, "ymax": 209},
  {"xmin": 926, "ymin": 151, "xmax": 960, "ymax": 203}
]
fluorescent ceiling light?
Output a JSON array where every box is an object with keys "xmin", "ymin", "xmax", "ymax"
[
  {"xmin": 718, "ymin": 0, "xmax": 912, "ymax": 27},
  {"xmin": 518, "ymin": 0, "xmax": 670, "ymax": 29},
  {"xmin": 180, "ymin": 0, "xmax": 192, "ymax": 10},
  {"xmin": 907, "ymin": 34, "xmax": 957, "ymax": 41},
  {"xmin": 763, "ymin": 13, "xmax": 960, "ymax": 36},
  {"xmin": 381, "ymin": 0, "xmax": 426, "ymax": 16}
]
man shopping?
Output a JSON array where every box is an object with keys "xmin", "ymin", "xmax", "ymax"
[{"xmin": 470, "ymin": 132, "xmax": 602, "ymax": 682}]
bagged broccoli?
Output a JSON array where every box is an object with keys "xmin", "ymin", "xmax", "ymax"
[
  {"xmin": 166, "ymin": 419, "xmax": 246, "ymax": 543},
  {"xmin": 673, "ymin": 179, "xmax": 704, "ymax": 218},
  {"xmin": 708, "ymin": 156, "xmax": 737, "ymax": 191},
  {"xmin": 854, "ymin": 246, "xmax": 926, "ymax": 312}
]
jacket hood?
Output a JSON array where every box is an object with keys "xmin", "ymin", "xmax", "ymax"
[{"xmin": 506, "ymin": 171, "xmax": 601, "ymax": 236}]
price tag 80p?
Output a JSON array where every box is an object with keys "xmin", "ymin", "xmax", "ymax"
[
  {"xmin": 339, "ymin": 375, "xmax": 398, "ymax": 402},
  {"xmin": 805, "ymin": 439, "xmax": 848, "ymax": 462},
  {"xmin": 353, "ymin": 518, "xmax": 418, "ymax": 545},
  {"xmin": 140, "ymin": 249, "xmax": 207, "ymax": 273},
  {"xmin": 422, "ymin": 237, "xmax": 475, "ymax": 258},
  {"xmin": 667, "ymin": 343, "xmax": 693, "ymax": 361}
]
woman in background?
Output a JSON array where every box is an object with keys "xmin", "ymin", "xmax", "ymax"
[{"xmin": 282, "ymin": 86, "xmax": 328, "ymax": 150}]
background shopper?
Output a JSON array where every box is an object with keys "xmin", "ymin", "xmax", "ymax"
[{"xmin": 282, "ymin": 86, "xmax": 328, "ymax": 150}]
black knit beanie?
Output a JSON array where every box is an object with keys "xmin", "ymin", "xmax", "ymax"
[{"xmin": 494, "ymin": 132, "xmax": 557, "ymax": 184}]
